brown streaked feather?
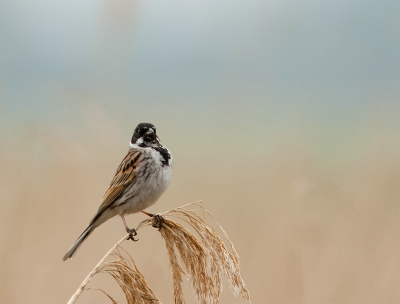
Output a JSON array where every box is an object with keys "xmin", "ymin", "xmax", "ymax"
[{"xmin": 90, "ymin": 150, "xmax": 141, "ymax": 224}]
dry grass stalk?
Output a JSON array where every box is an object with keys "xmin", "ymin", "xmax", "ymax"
[
  {"xmin": 97, "ymin": 248, "xmax": 160, "ymax": 304},
  {"xmin": 67, "ymin": 235, "xmax": 160, "ymax": 304},
  {"xmin": 139, "ymin": 201, "xmax": 251, "ymax": 304},
  {"xmin": 67, "ymin": 235, "xmax": 129, "ymax": 304},
  {"xmin": 87, "ymin": 288, "xmax": 119, "ymax": 304},
  {"xmin": 68, "ymin": 201, "xmax": 250, "ymax": 304}
]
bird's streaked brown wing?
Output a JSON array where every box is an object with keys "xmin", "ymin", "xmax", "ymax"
[{"xmin": 90, "ymin": 150, "xmax": 141, "ymax": 223}]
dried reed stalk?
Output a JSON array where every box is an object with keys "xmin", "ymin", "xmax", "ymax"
[
  {"xmin": 87, "ymin": 288, "xmax": 119, "ymax": 304},
  {"xmin": 97, "ymin": 248, "xmax": 160, "ymax": 304},
  {"xmin": 66, "ymin": 235, "xmax": 131, "ymax": 304},
  {"xmin": 67, "ymin": 201, "xmax": 250, "ymax": 304}
]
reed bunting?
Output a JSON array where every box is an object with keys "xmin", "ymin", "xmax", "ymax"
[{"xmin": 63, "ymin": 123, "xmax": 173, "ymax": 260}]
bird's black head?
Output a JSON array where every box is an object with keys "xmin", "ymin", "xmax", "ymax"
[{"xmin": 130, "ymin": 123, "xmax": 159, "ymax": 147}]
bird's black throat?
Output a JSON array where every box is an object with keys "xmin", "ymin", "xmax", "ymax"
[{"xmin": 153, "ymin": 145, "xmax": 171, "ymax": 166}]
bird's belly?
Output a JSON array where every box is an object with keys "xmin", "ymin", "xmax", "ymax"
[{"xmin": 116, "ymin": 164, "xmax": 172, "ymax": 215}]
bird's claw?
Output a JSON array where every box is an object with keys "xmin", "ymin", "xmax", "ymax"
[
  {"xmin": 127, "ymin": 234, "xmax": 138, "ymax": 241},
  {"xmin": 142, "ymin": 211, "xmax": 165, "ymax": 230},
  {"xmin": 126, "ymin": 228, "xmax": 138, "ymax": 241},
  {"xmin": 152, "ymin": 214, "xmax": 165, "ymax": 231}
]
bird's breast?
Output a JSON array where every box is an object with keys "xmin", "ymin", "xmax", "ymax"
[{"xmin": 117, "ymin": 147, "xmax": 173, "ymax": 214}]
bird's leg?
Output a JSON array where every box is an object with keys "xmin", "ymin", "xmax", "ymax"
[
  {"xmin": 120, "ymin": 215, "xmax": 138, "ymax": 241},
  {"xmin": 141, "ymin": 211, "xmax": 165, "ymax": 230}
]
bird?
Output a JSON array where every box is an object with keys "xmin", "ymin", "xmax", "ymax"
[{"xmin": 62, "ymin": 123, "xmax": 173, "ymax": 260}]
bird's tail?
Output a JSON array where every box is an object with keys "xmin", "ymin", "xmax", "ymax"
[{"xmin": 62, "ymin": 224, "xmax": 95, "ymax": 261}]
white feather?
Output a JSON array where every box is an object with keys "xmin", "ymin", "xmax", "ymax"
[{"xmin": 115, "ymin": 143, "xmax": 173, "ymax": 215}]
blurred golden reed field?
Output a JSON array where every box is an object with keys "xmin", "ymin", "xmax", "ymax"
[
  {"xmin": 1, "ymin": 101, "xmax": 400, "ymax": 304},
  {"xmin": 1, "ymin": 0, "xmax": 400, "ymax": 302}
]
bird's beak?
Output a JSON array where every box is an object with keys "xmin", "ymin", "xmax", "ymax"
[{"xmin": 145, "ymin": 129, "xmax": 156, "ymax": 140}]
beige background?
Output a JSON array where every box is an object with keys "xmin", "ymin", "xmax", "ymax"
[
  {"xmin": 1, "ymin": 0, "xmax": 400, "ymax": 303},
  {"xmin": 2, "ymin": 108, "xmax": 400, "ymax": 303}
]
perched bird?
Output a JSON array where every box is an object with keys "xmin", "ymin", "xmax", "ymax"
[{"xmin": 63, "ymin": 123, "xmax": 173, "ymax": 260}]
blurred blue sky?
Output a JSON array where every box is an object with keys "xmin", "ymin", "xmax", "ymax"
[{"xmin": 1, "ymin": 0, "xmax": 399, "ymax": 146}]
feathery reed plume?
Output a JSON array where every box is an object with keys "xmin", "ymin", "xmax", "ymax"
[
  {"xmin": 67, "ymin": 235, "xmax": 134, "ymax": 304},
  {"xmin": 164, "ymin": 202, "xmax": 250, "ymax": 302},
  {"xmin": 87, "ymin": 288, "xmax": 119, "ymax": 304},
  {"xmin": 67, "ymin": 201, "xmax": 250, "ymax": 304},
  {"xmin": 97, "ymin": 248, "xmax": 160, "ymax": 304}
]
